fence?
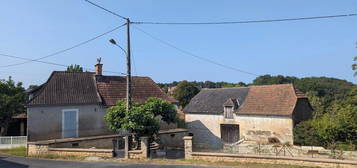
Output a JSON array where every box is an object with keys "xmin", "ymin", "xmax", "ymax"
[{"xmin": 0, "ymin": 136, "xmax": 27, "ymax": 149}]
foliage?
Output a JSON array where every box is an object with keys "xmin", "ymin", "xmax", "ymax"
[
  {"xmin": 0, "ymin": 77, "xmax": 26, "ymax": 136},
  {"xmin": 104, "ymin": 98, "xmax": 177, "ymax": 136},
  {"xmin": 353, "ymin": 56, "xmax": 357, "ymax": 76},
  {"xmin": 66, "ymin": 64, "xmax": 83, "ymax": 72},
  {"xmin": 252, "ymin": 75, "xmax": 297, "ymax": 85},
  {"xmin": 173, "ymin": 81, "xmax": 200, "ymax": 107},
  {"xmin": 293, "ymin": 121, "xmax": 320, "ymax": 146}
]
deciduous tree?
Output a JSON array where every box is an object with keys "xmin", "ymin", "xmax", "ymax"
[
  {"xmin": 66, "ymin": 64, "xmax": 83, "ymax": 72},
  {"xmin": 104, "ymin": 98, "xmax": 176, "ymax": 137},
  {"xmin": 0, "ymin": 77, "xmax": 26, "ymax": 136}
]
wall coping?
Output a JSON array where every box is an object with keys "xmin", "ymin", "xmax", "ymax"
[
  {"xmin": 183, "ymin": 136, "xmax": 193, "ymax": 140},
  {"xmin": 128, "ymin": 150, "xmax": 142, "ymax": 154},
  {"xmin": 28, "ymin": 134, "xmax": 121, "ymax": 145},
  {"xmin": 48, "ymin": 148, "xmax": 112, "ymax": 153},
  {"xmin": 192, "ymin": 152, "xmax": 357, "ymax": 165},
  {"xmin": 159, "ymin": 128, "xmax": 188, "ymax": 134}
]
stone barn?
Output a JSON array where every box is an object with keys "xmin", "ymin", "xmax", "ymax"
[{"xmin": 184, "ymin": 84, "xmax": 313, "ymax": 150}]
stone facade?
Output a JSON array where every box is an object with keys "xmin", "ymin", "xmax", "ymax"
[
  {"xmin": 186, "ymin": 113, "xmax": 293, "ymax": 149},
  {"xmin": 183, "ymin": 136, "xmax": 193, "ymax": 159}
]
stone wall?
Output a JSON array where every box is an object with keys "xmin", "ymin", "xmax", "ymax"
[
  {"xmin": 158, "ymin": 129, "xmax": 188, "ymax": 149},
  {"xmin": 191, "ymin": 152, "xmax": 357, "ymax": 168},
  {"xmin": 186, "ymin": 113, "xmax": 293, "ymax": 149},
  {"xmin": 183, "ymin": 136, "xmax": 357, "ymax": 168},
  {"xmin": 48, "ymin": 148, "xmax": 112, "ymax": 157}
]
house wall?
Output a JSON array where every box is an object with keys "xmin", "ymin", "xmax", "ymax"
[
  {"xmin": 27, "ymin": 104, "xmax": 113, "ymax": 141},
  {"xmin": 185, "ymin": 113, "xmax": 293, "ymax": 150}
]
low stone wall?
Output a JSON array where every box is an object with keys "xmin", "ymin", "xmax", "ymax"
[
  {"xmin": 183, "ymin": 136, "xmax": 357, "ymax": 168},
  {"xmin": 191, "ymin": 152, "xmax": 357, "ymax": 168},
  {"xmin": 28, "ymin": 143, "xmax": 113, "ymax": 157},
  {"xmin": 48, "ymin": 148, "xmax": 112, "ymax": 157},
  {"xmin": 28, "ymin": 134, "xmax": 121, "ymax": 157},
  {"xmin": 28, "ymin": 134, "xmax": 121, "ymax": 149}
]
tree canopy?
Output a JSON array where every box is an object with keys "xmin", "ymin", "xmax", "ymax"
[
  {"xmin": 66, "ymin": 64, "xmax": 84, "ymax": 72},
  {"xmin": 172, "ymin": 81, "xmax": 200, "ymax": 107},
  {"xmin": 0, "ymin": 77, "xmax": 26, "ymax": 136},
  {"xmin": 104, "ymin": 98, "xmax": 177, "ymax": 137}
]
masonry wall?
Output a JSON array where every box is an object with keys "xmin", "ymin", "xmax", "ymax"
[
  {"xmin": 27, "ymin": 104, "xmax": 113, "ymax": 141},
  {"xmin": 185, "ymin": 113, "xmax": 293, "ymax": 150}
]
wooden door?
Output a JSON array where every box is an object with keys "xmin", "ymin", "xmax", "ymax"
[{"xmin": 221, "ymin": 124, "xmax": 239, "ymax": 143}]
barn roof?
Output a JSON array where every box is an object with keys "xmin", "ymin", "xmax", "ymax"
[
  {"xmin": 183, "ymin": 87, "xmax": 249, "ymax": 114},
  {"xmin": 184, "ymin": 84, "xmax": 303, "ymax": 116}
]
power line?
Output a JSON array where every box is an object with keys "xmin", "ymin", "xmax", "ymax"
[
  {"xmin": 0, "ymin": 53, "xmax": 126, "ymax": 75},
  {"xmin": 133, "ymin": 13, "xmax": 357, "ymax": 25},
  {"xmin": 85, "ymin": 0, "xmax": 128, "ymax": 20},
  {"xmin": 133, "ymin": 26, "xmax": 259, "ymax": 76},
  {"xmin": 0, "ymin": 23, "xmax": 126, "ymax": 68}
]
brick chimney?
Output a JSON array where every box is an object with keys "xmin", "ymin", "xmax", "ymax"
[
  {"xmin": 95, "ymin": 57, "xmax": 102, "ymax": 76},
  {"xmin": 95, "ymin": 63, "xmax": 103, "ymax": 75}
]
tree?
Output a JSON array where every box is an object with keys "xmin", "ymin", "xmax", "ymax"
[
  {"xmin": 252, "ymin": 74, "xmax": 297, "ymax": 85},
  {"xmin": 104, "ymin": 98, "xmax": 177, "ymax": 137},
  {"xmin": 173, "ymin": 80, "xmax": 200, "ymax": 107},
  {"xmin": 353, "ymin": 56, "xmax": 357, "ymax": 76},
  {"xmin": 0, "ymin": 77, "xmax": 26, "ymax": 136},
  {"xmin": 294, "ymin": 120, "xmax": 320, "ymax": 146},
  {"xmin": 66, "ymin": 64, "xmax": 83, "ymax": 72}
]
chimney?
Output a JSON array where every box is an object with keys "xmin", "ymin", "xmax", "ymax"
[{"xmin": 95, "ymin": 57, "xmax": 102, "ymax": 75}]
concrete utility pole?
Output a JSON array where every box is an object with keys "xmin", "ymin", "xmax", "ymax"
[{"xmin": 126, "ymin": 19, "xmax": 132, "ymax": 111}]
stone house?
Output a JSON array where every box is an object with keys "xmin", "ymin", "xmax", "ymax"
[
  {"xmin": 184, "ymin": 84, "xmax": 313, "ymax": 149},
  {"xmin": 26, "ymin": 63, "xmax": 177, "ymax": 141}
]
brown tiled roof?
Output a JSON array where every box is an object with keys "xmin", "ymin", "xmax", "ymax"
[
  {"xmin": 96, "ymin": 76, "xmax": 178, "ymax": 106},
  {"xmin": 27, "ymin": 72, "xmax": 101, "ymax": 106},
  {"xmin": 27, "ymin": 72, "xmax": 177, "ymax": 107},
  {"xmin": 185, "ymin": 84, "xmax": 307, "ymax": 116},
  {"xmin": 238, "ymin": 84, "xmax": 298, "ymax": 116}
]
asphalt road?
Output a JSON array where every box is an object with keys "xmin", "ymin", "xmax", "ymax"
[{"xmin": 0, "ymin": 154, "xmax": 227, "ymax": 168}]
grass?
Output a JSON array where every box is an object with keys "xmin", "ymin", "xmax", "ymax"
[
  {"xmin": 0, "ymin": 146, "xmax": 27, "ymax": 157},
  {"xmin": 111, "ymin": 158, "xmax": 317, "ymax": 168},
  {"xmin": 0, "ymin": 147, "xmax": 316, "ymax": 167},
  {"xmin": 0, "ymin": 147, "xmax": 85, "ymax": 160}
]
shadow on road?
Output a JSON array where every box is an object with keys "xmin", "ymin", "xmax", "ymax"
[{"xmin": 0, "ymin": 156, "xmax": 28, "ymax": 168}]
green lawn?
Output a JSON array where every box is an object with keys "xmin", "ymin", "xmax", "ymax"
[{"xmin": 0, "ymin": 146, "xmax": 27, "ymax": 157}]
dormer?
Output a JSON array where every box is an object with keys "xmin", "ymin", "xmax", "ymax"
[{"xmin": 223, "ymin": 98, "xmax": 239, "ymax": 119}]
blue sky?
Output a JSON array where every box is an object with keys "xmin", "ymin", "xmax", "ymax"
[{"xmin": 0, "ymin": 0, "xmax": 356, "ymax": 87}]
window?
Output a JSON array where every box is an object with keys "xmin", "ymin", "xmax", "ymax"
[{"xmin": 224, "ymin": 106, "xmax": 233, "ymax": 119}]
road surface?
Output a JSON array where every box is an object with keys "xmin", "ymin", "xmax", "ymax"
[{"xmin": 0, "ymin": 154, "xmax": 228, "ymax": 168}]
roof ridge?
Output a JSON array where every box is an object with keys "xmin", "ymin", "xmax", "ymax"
[
  {"xmin": 202, "ymin": 87, "xmax": 249, "ymax": 90},
  {"xmin": 249, "ymin": 83, "xmax": 293, "ymax": 87}
]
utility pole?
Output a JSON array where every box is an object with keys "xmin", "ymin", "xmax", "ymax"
[{"xmin": 126, "ymin": 18, "xmax": 132, "ymax": 111}]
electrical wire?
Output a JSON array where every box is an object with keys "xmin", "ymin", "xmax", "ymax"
[
  {"xmin": 0, "ymin": 23, "xmax": 126, "ymax": 68},
  {"xmin": 85, "ymin": 0, "xmax": 128, "ymax": 20},
  {"xmin": 0, "ymin": 53, "xmax": 126, "ymax": 75},
  {"xmin": 133, "ymin": 13, "xmax": 357, "ymax": 25},
  {"xmin": 133, "ymin": 26, "xmax": 259, "ymax": 76}
]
